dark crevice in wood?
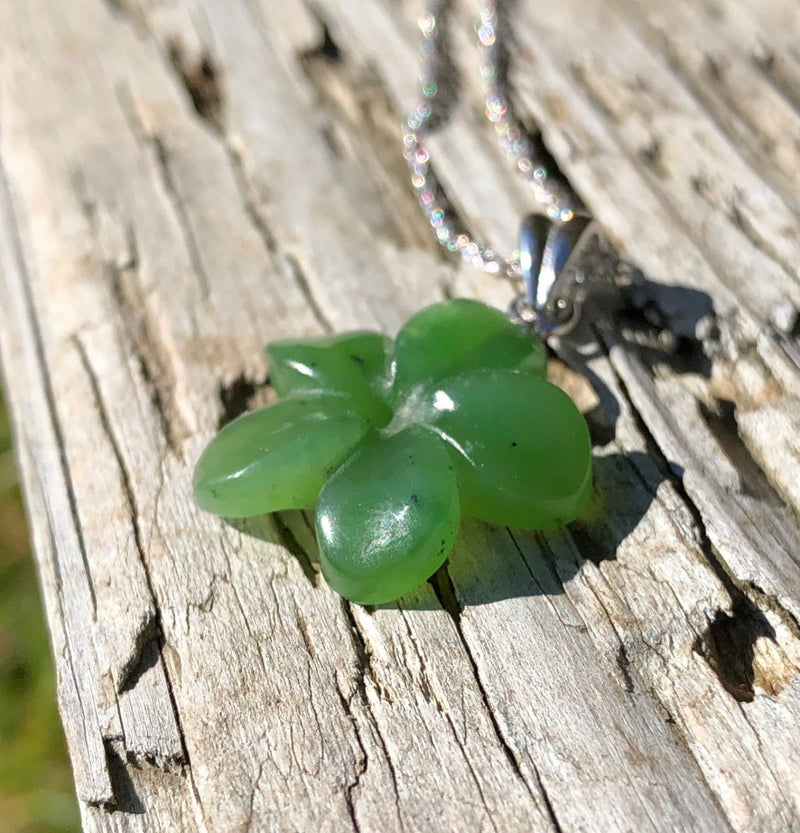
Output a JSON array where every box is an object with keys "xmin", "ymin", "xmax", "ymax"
[
  {"xmin": 596, "ymin": 328, "xmax": 800, "ymax": 705},
  {"xmin": 746, "ymin": 581, "xmax": 800, "ymax": 639},
  {"xmin": 100, "ymin": 0, "xmax": 145, "ymax": 22},
  {"xmin": 72, "ymin": 167, "xmax": 187, "ymax": 455},
  {"xmin": 697, "ymin": 397, "xmax": 784, "ymax": 504},
  {"xmin": 216, "ymin": 372, "xmax": 269, "ymax": 429},
  {"xmin": 293, "ymin": 606, "xmax": 316, "ymax": 660},
  {"xmin": 101, "ymin": 736, "xmax": 190, "ymax": 812},
  {"xmin": 615, "ymin": 644, "xmax": 636, "ymax": 694},
  {"xmin": 318, "ymin": 124, "xmax": 345, "ymax": 159},
  {"xmin": 428, "ymin": 564, "xmax": 561, "ymax": 829},
  {"xmin": 694, "ymin": 596, "xmax": 779, "ymax": 703},
  {"xmin": 568, "ymin": 522, "xmax": 611, "ymax": 566},
  {"xmin": 637, "ymin": 137, "xmax": 668, "ymax": 178},
  {"xmin": 71, "ymin": 337, "xmax": 193, "ymax": 776},
  {"xmin": 94, "ymin": 741, "xmax": 144, "ymax": 813},
  {"xmin": 333, "ymin": 684, "xmax": 369, "ymax": 833},
  {"xmin": 396, "ymin": 609, "xmax": 438, "ymax": 710},
  {"xmin": 518, "ymin": 530, "xmax": 582, "ymax": 600},
  {"xmin": 0, "ymin": 156, "xmax": 100, "ymax": 615},
  {"xmin": 342, "ymin": 603, "xmax": 378, "ymax": 692},
  {"xmin": 300, "ymin": 17, "xmax": 342, "ymax": 65},
  {"xmin": 340, "ymin": 601, "xmax": 404, "ymax": 821},
  {"xmin": 118, "ymin": 628, "xmax": 161, "ymax": 696},
  {"xmin": 780, "ymin": 309, "xmax": 800, "ymax": 340},
  {"xmin": 168, "ymin": 42, "xmax": 225, "ymax": 133},
  {"xmin": 427, "ymin": 562, "xmax": 462, "ymax": 622}
]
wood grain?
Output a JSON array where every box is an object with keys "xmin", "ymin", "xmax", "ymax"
[{"xmin": 1, "ymin": 0, "xmax": 798, "ymax": 830}]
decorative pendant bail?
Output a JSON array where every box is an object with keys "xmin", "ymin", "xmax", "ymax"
[{"xmin": 513, "ymin": 212, "xmax": 596, "ymax": 335}]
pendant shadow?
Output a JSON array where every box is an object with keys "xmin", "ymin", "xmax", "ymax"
[
  {"xmin": 226, "ymin": 449, "xmax": 665, "ymax": 611},
  {"xmin": 402, "ymin": 449, "xmax": 665, "ymax": 610},
  {"xmin": 556, "ymin": 265, "xmax": 717, "ymax": 449}
]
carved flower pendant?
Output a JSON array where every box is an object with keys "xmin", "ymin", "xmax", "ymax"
[{"xmin": 193, "ymin": 299, "xmax": 592, "ymax": 604}]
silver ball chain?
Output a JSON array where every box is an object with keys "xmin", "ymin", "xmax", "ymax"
[
  {"xmin": 402, "ymin": 0, "xmax": 617, "ymax": 334},
  {"xmin": 403, "ymin": 0, "xmax": 579, "ymax": 278}
]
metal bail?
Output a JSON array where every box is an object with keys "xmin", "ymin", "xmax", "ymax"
[{"xmin": 516, "ymin": 212, "xmax": 594, "ymax": 334}]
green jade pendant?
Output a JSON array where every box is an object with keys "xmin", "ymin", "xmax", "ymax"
[{"xmin": 193, "ymin": 299, "xmax": 592, "ymax": 604}]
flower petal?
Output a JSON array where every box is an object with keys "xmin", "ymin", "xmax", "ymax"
[
  {"xmin": 267, "ymin": 331, "xmax": 393, "ymax": 426},
  {"xmin": 390, "ymin": 299, "xmax": 546, "ymax": 402},
  {"xmin": 316, "ymin": 426, "xmax": 460, "ymax": 604},
  {"xmin": 194, "ymin": 396, "xmax": 371, "ymax": 517},
  {"xmin": 425, "ymin": 370, "xmax": 592, "ymax": 528}
]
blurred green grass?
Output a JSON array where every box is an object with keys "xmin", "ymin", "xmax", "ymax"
[{"xmin": 0, "ymin": 393, "xmax": 81, "ymax": 833}]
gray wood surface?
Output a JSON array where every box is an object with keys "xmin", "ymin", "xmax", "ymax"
[{"xmin": 1, "ymin": 0, "xmax": 799, "ymax": 831}]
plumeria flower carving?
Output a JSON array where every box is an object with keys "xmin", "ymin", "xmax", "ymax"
[{"xmin": 194, "ymin": 299, "xmax": 592, "ymax": 604}]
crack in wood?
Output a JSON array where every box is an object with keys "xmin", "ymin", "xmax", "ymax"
[
  {"xmin": 71, "ymin": 158, "xmax": 192, "ymax": 457},
  {"xmin": 243, "ymin": 759, "xmax": 266, "ymax": 833},
  {"xmin": 69, "ymin": 335, "xmax": 195, "ymax": 784},
  {"xmin": 293, "ymin": 606, "xmax": 316, "ymax": 661},
  {"xmin": 340, "ymin": 601, "xmax": 405, "ymax": 824},
  {"xmin": 334, "ymin": 682, "xmax": 369, "ymax": 833},
  {"xmin": 72, "ymin": 334, "xmax": 160, "ymax": 689},
  {"xmin": 103, "ymin": 255, "xmax": 187, "ymax": 456},
  {"xmin": 223, "ymin": 142, "xmax": 337, "ymax": 335},
  {"xmin": 114, "ymin": 0, "xmax": 370, "ymax": 352},
  {"xmin": 597, "ymin": 327, "xmax": 800, "ymax": 705},
  {"xmin": 224, "ymin": 143, "xmax": 279, "ymax": 252},
  {"xmin": 426, "ymin": 564, "xmax": 562, "ymax": 831},
  {"xmin": 626, "ymin": 5, "xmax": 800, "ymax": 206},
  {"xmin": 296, "ymin": 7, "xmax": 465, "ymax": 258},
  {"xmin": 615, "ymin": 643, "xmax": 636, "ymax": 694},
  {"xmin": 696, "ymin": 396, "xmax": 785, "ymax": 504},
  {"xmin": 99, "ymin": 736, "xmax": 192, "ymax": 813},
  {"xmin": 168, "ymin": 42, "xmax": 225, "ymax": 133},
  {"xmin": 115, "ymin": 81, "xmax": 213, "ymax": 302},
  {"xmin": 151, "ymin": 134, "xmax": 212, "ymax": 300},
  {"xmin": 282, "ymin": 251, "xmax": 335, "ymax": 334},
  {"xmin": 0, "ymin": 155, "xmax": 101, "ymax": 615},
  {"xmin": 395, "ymin": 604, "xmax": 505, "ymax": 832},
  {"xmin": 300, "ymin": 17, "xmax": 342, "ymax": 65},
  {"xmin": 568, "ymin": 61, "xmax": 793, "ymax": 324}
]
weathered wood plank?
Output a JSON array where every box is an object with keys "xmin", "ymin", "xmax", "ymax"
[{"xmin": 1, "ymin": 0, "xmax": 799, "ymax": 831}]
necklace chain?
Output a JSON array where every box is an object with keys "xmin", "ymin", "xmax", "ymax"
[{"xmin": 403, "ymin": 0, "xmax": 579, "ymax": 280}]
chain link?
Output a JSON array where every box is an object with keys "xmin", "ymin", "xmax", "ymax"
[{"xmin": 403, "ymin": 0, "xmax": 579, "ymax": 278}]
